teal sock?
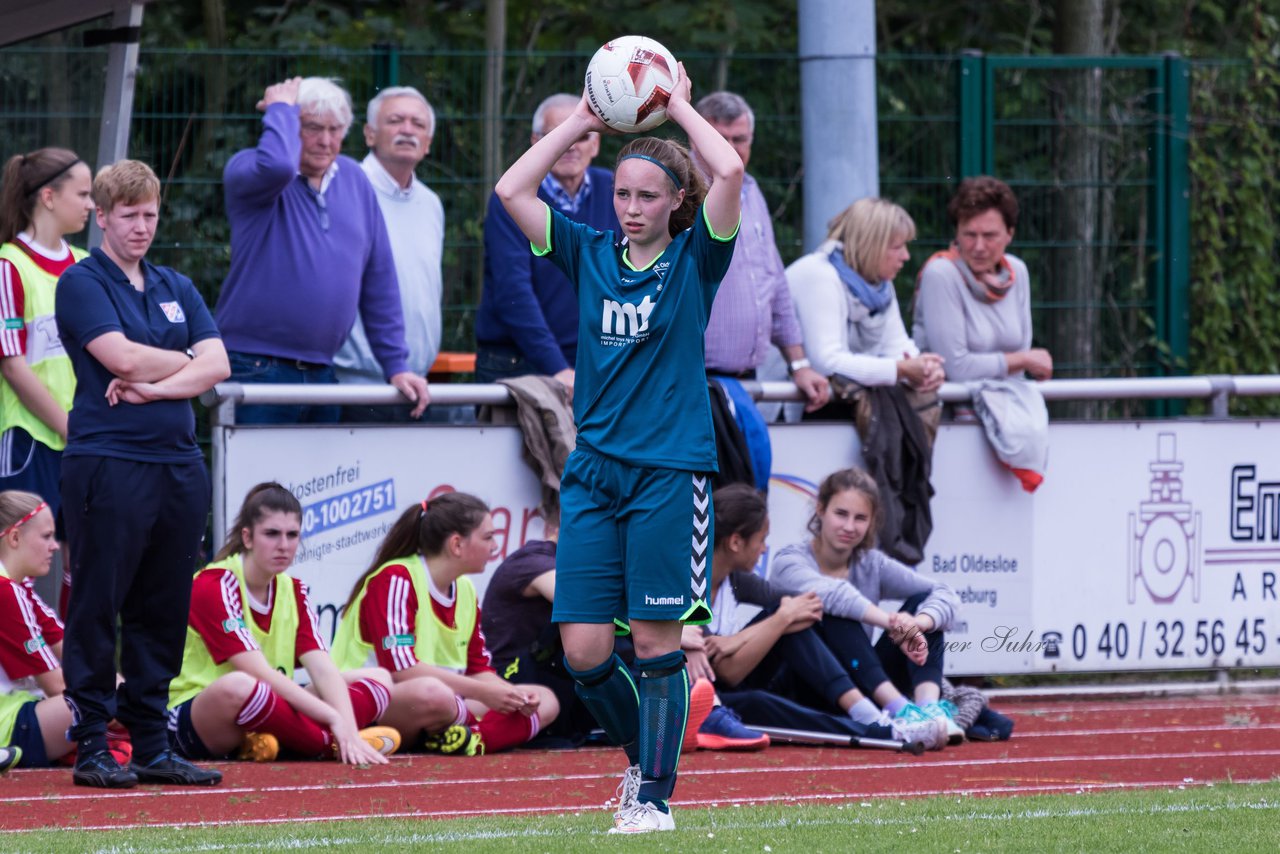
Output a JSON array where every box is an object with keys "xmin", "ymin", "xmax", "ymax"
[
  {"xmin": 849, "ymin": 698, "xmax": 882, "ymax": 725},
  {"xmin": 565, "ymin": 653, "xmax": 640, "ymax": 766},
  {"xmin": 885, "ymin": 695, "xmax": 910, "ymax": 716},
  {"xmin": 634, "ymin": 650, "xmax": 687, "ymax": 809}
]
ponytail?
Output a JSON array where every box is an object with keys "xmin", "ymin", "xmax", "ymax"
[
  {"xmin": 345, "ymin": 492, "xmax": 490, "ymax": 610},
  {"xmin": 0, "ymin": 148, "xmax": 83, "ymax": 245},
  {"xmin": 214, "ymin": 482, "xmax": 303, "ymax": 561}
]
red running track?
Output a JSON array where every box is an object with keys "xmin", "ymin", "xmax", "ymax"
[{"xmin": 0, "ymin": 692, "xmax": 1274, "ymax": 832}]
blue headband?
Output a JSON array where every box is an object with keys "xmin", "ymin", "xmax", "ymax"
[{"xmin": 619, "ymin": 154, "xmax": 682, "ymax": 191}]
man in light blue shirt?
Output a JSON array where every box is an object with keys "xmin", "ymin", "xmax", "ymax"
[{"xmin": 335, "ymin": 86, "xmax": 445, "ymax": 422}]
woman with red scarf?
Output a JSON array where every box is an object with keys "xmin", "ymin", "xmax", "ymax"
[{"xmin": 911, "ymin": 176, "xmax": 1053, "ymax": 383}]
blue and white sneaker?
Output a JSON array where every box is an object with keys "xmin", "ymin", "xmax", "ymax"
[
  {"xmin": 891, "ymin": 703, "xmax": 948, "ymax": 751},
  {"xmin": 921, "ymin": 700, "xmax": 966, "ymax": 745},
  {"xmin": 697, "ymin": 706, "xmax": 770, "ymax": 751}
]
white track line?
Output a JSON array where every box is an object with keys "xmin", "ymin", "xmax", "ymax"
[
  {"xmin": 6, "ymin": 748, "xmax": 1279, "ymax": 807},
  {"xmin": 6, "ymin": 777, "xmax": 1274, "ymax": 834},
  {"xmin": 1013, "ymin": 722, "xmax": 1280, "ymax": 738},
  {"xmin": 1000, "ymin": 697, "xmax": 1278, "ymax": 715}
]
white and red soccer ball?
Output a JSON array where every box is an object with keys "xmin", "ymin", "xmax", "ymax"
[{"xmin": 584, "ymin": 35, "xmax": 679, "ymax": 133}]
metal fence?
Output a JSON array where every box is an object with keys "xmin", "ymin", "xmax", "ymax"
[{"xmin": 0, "ymin": 46, "xmax": 1261, "ymax": 393}]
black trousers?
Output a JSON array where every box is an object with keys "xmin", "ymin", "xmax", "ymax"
[
  {"xmin": 817, "ymin": 594, "xmax": 946, "ymax": 698},
  {"xmin": 733, "ymin": 614, "xmax": 857, "ymax": 711},
  {"xmin": 61, "ymin": 456, "xmax": 210, "ymax": 758},
  {"xmin": 719, "ymin": 689, "xmax": 880, "ymax": 738}
]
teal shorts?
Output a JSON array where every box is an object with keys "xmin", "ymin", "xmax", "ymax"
[{"xmin": 552, "ymin": 448, "xmax": 713, "ymax": 625}]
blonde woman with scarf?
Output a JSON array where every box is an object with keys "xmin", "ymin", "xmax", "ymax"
[{"xmin": 784, "ymin": 197, "xmax": 944, "ymax": 423}]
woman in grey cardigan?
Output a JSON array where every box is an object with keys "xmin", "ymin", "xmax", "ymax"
[
  {"xmin": 911, "ymin": 176, "xmax": 1052, "ymax": 383},
  {"xmin": 771, "ymin": 468, "xmax": 963, "ymax": 741}
]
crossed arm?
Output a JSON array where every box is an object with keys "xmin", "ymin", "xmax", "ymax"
[{"xmin": 84, "ymin": 333, "xmax": 230, "ymax": 405}]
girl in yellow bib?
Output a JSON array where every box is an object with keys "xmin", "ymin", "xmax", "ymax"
[
  {"xmin": 168, "ymin": 482, "xmax": 400, "ymax": 764},
  {"xmin": 0, "ymin": 148, "xmax": 94, "ymax": 615},
  {"xmin": 335, "ymin": 492, "xmax": 559, "ymax": 754},
  {"xmin": 0, "ymin": 490, "xmax": 77, "ymax": 770}
]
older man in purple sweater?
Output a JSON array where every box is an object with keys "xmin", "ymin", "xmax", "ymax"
[
  {"xmin": 692, "ymin": 92, "xmax": 828, "ymax": 411},
  {"xmin": 215, "ymin": 76, "xmax": 429, "ymax": 423}
]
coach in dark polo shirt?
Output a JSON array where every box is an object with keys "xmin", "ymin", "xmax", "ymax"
[{"xmin": 56, "ymin": 160, "xmax": 229, "ymax": 789}]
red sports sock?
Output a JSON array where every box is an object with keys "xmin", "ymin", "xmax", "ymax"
[
  {"xmin": 348, "ymin": 678, "xmax": 391, "ymax": 728},
  {"xmin": 476, "ymin": 709, "xmax": 539, "ymax": 753},
  {"xmin": 236, "ymin": 681, "xmax": 331, "ymax": 758}
]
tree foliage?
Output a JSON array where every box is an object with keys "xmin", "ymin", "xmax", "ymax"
[
  {"xmin": 1186, "ymin": 6, "xmax": 1280, "ymax": 413},
  {"xmin": 10, "ymin": 0, "xmax": 1275, "ymax": 389}
]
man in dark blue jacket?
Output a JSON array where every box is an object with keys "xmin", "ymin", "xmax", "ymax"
[{"xmin": 475, "ymin": 93, "xmax": 619, "ymax": 401}]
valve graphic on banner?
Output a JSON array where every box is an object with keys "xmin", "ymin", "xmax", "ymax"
[{"xmin": 1128, "ymin": 433, "xmax": 1201, "ymax": 604}]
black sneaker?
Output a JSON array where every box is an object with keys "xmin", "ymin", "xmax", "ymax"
[
  {"xmin": 0, "ymin": 745, "xmax": 21, "ymax": 773},
  {"xmin": 131, "ymin": 750, "xmax": 222, "ymax": 786},
  {"xmin": 74, "ymin": 749, "xmax": 139, "ymax": 789}
]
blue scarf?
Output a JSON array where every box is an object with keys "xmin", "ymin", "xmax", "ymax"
[{"xmin": 828, "ymin": 249, "xmax": 893, "ymax": 315}]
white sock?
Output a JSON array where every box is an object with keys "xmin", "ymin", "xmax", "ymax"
[{"xmin": 848, "ymin": 698, "xmax": 882, "ymax": 725}]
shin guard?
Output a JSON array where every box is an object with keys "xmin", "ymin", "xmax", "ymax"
[
  {"xmin": 635, "ymin": 650, "xmax": 689, "ymax": 810},
  {"xmin": 565, "ymin": 653, "xmax": 640, "ymax": 764}
]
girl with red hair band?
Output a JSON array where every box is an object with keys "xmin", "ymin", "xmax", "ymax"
[{"xmin": 0, "ymin": 490, "xmax": 78, "ymax": 771}]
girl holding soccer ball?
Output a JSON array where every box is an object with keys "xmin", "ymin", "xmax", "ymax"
[{"xmin": 494, "ymin": 60, "xmax": 743, "ymax": 834}]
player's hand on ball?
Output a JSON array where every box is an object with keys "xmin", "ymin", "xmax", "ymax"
[
  {"xmin": 574, "ymin": 90, "xmax": 611, "ymax": 135},
  {"xmin": 668, "ymin": 62, "xmax": 692, "ymax": 110}
]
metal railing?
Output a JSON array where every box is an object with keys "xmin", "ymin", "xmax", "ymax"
[{"xmin": 206, "ymin": 374, "xmax": 1280, "ymax": 425}]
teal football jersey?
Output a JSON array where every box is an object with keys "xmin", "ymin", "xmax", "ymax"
[{"xmin": 538, "ymin": 205, "xmax": 737, "ymax": 470}]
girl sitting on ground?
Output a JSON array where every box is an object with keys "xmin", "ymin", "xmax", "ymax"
[
  {"xmin": 771, "ymin": 468, "xmax": 964, "ymax": 743},
  {"xmin": 334, "ymin": 492, "xmax": 559, "ymax": 755},
  {"xmin": 167, "ymin": 483, "xmax": 403, "ymax": 765},
  {"xmin": 0, "ymin": 491, "xmax": 79, "ymax": 769},
  {"xmin": 702, "ymin": 483, "xmax": 946, "ymax": 750}
]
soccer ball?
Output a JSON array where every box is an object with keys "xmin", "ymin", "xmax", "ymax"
[{"xmin": 584, "ymin": 35, "xmax": 678, "ymax": 133}]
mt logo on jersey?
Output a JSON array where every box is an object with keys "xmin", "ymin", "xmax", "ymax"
[{"xmin": 600, "ymin": 295, "xmax": 655, "ymax": 341}]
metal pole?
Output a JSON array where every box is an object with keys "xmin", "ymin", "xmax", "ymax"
[
  {"xmin": 481, "ymin": 0, "xmax": 506, "ymax": 304},
  {"xmin": 798, "ymin": 0, "xmax": 879, "ymax": 251},
  {"xmin": 90, "ymin": 0, "xmax": 145, "ymax": 249}
]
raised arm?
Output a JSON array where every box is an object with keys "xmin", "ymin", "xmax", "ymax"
[
  {"xmin": 494, "ymin": 96, "xmax": 608, "ymax": 248},
  {"xmin": 224, "ymin": 80, "xmax": 304, "ymax": 208},
  {"xmin": 665, "ymin": 64, "xmax": 743, "ymax": 237}
]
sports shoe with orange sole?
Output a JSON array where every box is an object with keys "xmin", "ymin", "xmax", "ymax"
[
  {"xmin": 696, "ymin": 706, "xmax": 770, "ymax": 751},
  {"xmin": 358, "ymin": 726, "xmax": 401, "ymax": 756},
  {"xmin": 680, "ymin": 677, "xmax": 716, "ymax": 753},
  {"xmin": 237, "ymin": 732, "xmax": 280, "ymax": 762}
]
